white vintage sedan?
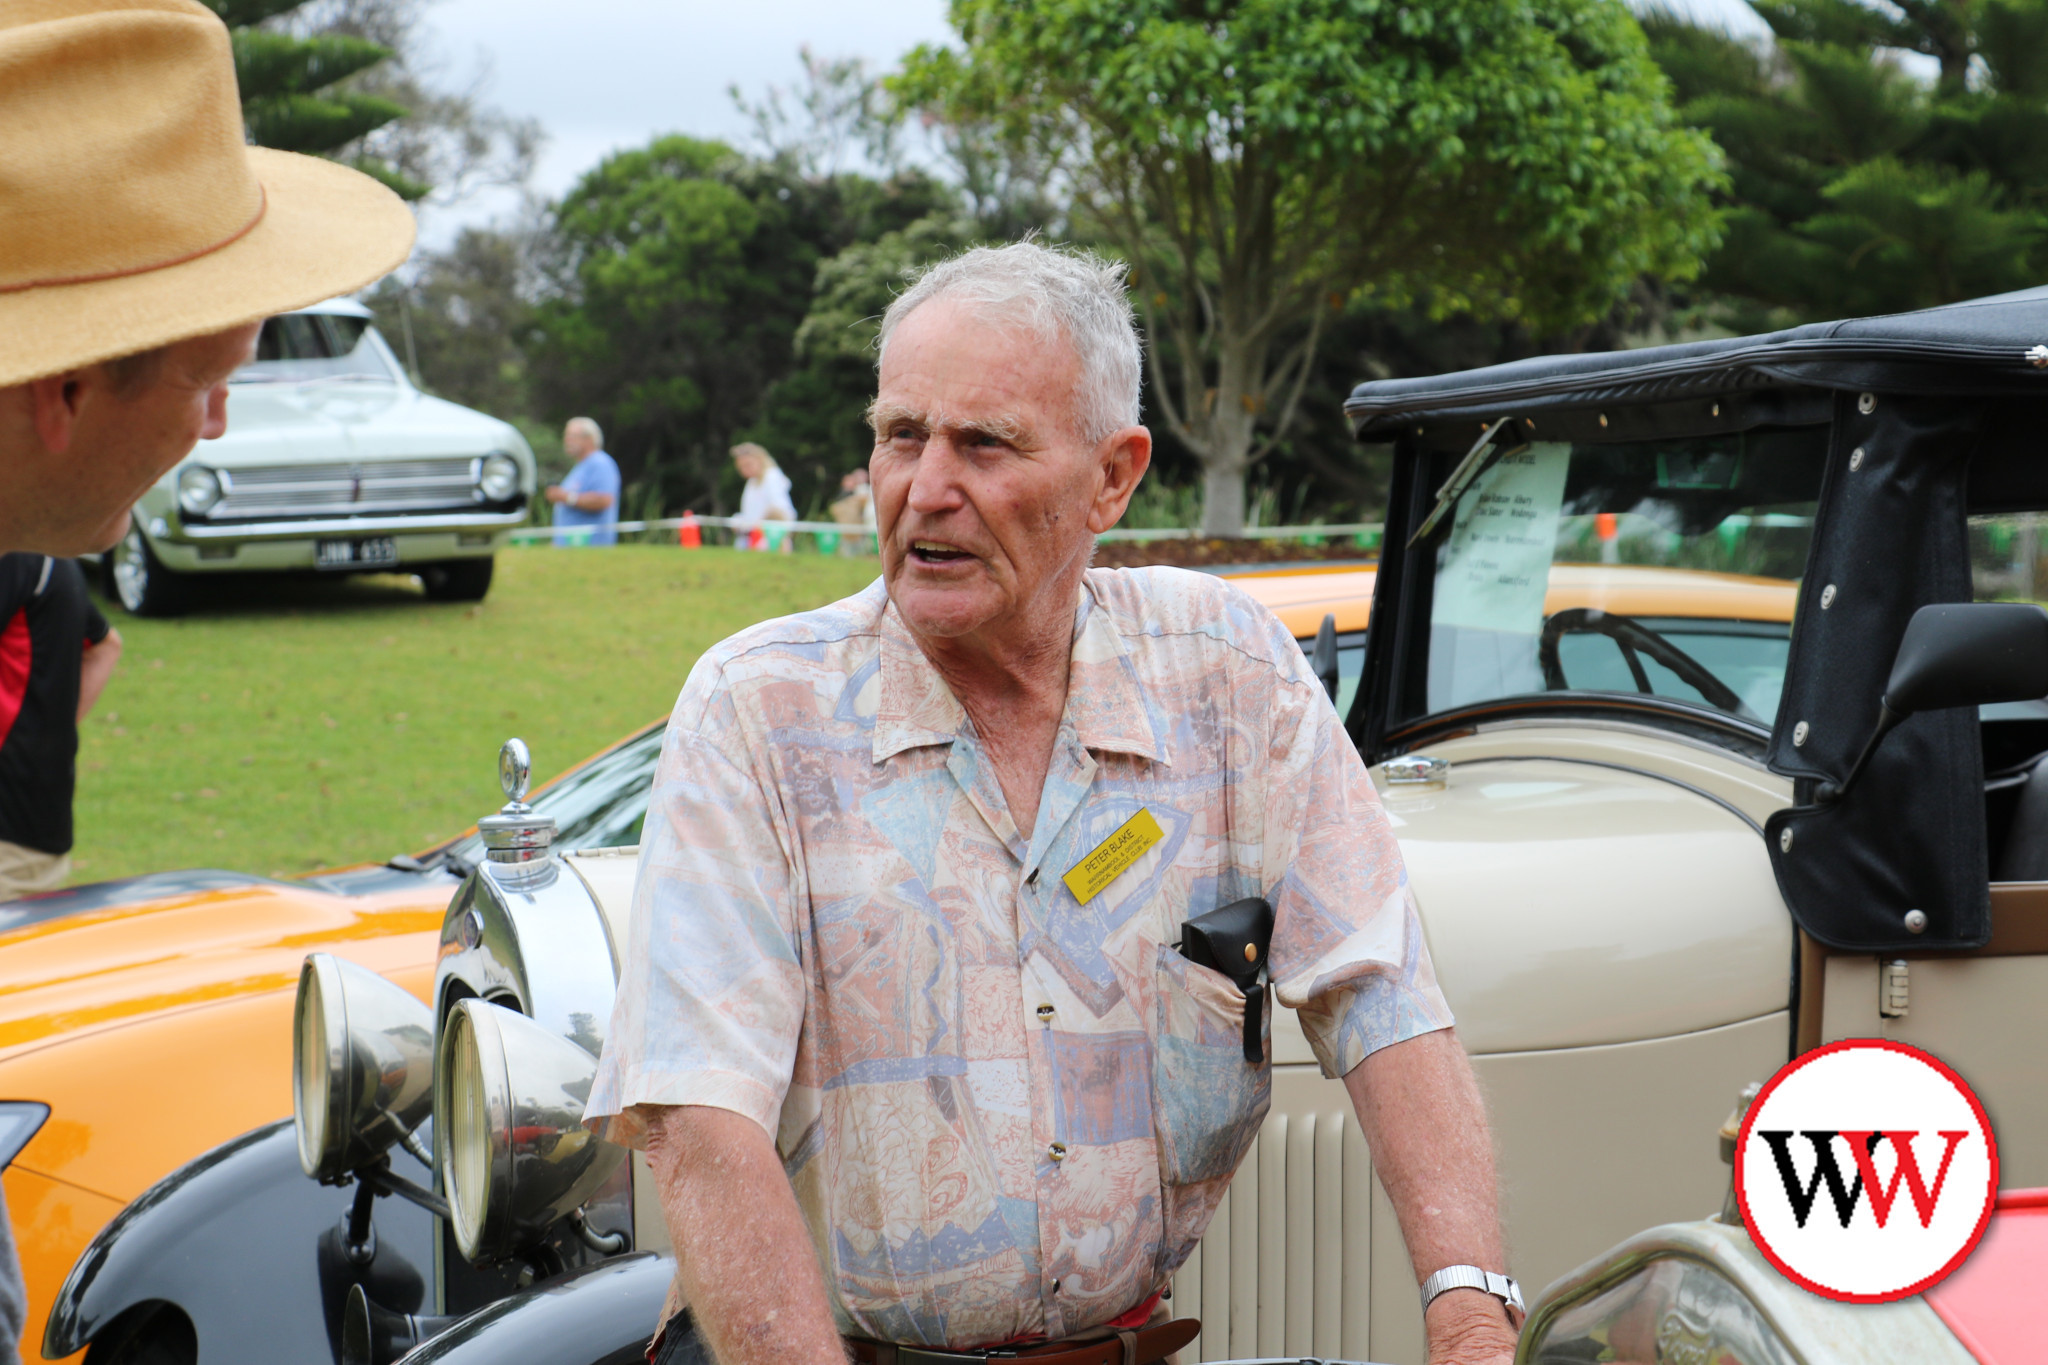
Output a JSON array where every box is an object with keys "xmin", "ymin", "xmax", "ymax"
[{"xmin": 106, "ymin": 297, "xmax": 537, "ymax": 615}]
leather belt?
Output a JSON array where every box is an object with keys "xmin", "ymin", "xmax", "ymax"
[{"xmin": 846, "ymin": 1317, "xmax": 1200, "ymax": 1365}]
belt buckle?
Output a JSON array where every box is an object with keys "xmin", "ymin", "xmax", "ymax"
[{"xmin": 897, "ymin": 1349, "xmax": 1016, "ymax": 1365}]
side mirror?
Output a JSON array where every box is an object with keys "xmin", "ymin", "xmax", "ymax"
[
  {"xmin": 1884, "ymin": 602, "xmax": 2048, "ymax": 714},
  {"xmin": 1310, "ymin": 612, "xmax": 1339, "ymax": 705},
  {"xmin": 1819, "ymin": 602, "xmax": 2048, "ymax": 803}
]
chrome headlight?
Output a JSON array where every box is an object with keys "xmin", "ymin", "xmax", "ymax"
[
  {"xmin": 477, "ymin": 453, "xmax": 520, "ymax": 502},
  {"xmin": 1524, "ymin": 1256, "xmax": 1795, "ymax": 1365},
  {"xmin": 434, "ymin": 997, "xmax": 624, "ymax": 1264},
  {"xmin": 293, "ymin": 953, "xmax": 436, "ymax": 1182},
  {"xmin": 176, "ymin": 464, "xmax": 222, "ymax": 516}
]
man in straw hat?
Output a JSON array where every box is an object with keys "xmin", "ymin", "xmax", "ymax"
[
  {"xmin": 0, "ymin": 0, "xmax": 417, "ymax": 558},
  {"xmin": 0, "ymin": 3, "xmax": 412, "ymax": 1352}
]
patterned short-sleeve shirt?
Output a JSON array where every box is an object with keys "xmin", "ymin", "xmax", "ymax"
[{"xmin": 585, "ymin": 567, "xmax": 1452, "ymax": 1348}]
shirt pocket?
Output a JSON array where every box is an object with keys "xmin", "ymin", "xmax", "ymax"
[{"xmin": 1150, "ymin": 944, "xmax": 1271, "ymax": 1187}]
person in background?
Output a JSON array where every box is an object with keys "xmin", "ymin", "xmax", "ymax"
[
  {"xmin": 546, "ymin": 416, "xmax": 620, "ymax": 546},
  {"xmin": 731, "ymin": 442, "xmax": 797, "ymax": 550},
  {"xmin": 827, "ymin": 466, "xmax": 875, "ymax": 554},
  {"xmin": 0, "ymin": 555, "xmax": 123, "ymax": 902}
]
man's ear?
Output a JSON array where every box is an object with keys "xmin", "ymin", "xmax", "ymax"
[
  {"xmin": 1088, "ymin": 426, "xmax": 1154, "ymax": 534},
  {"xmin": 28, "ymin": 371, "xmax": 89, "ymax": 454}
]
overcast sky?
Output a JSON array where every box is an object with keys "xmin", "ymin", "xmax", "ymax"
[{"xmin": 414, "ymin": 0, "xmax": 1771, "ymax": 248}]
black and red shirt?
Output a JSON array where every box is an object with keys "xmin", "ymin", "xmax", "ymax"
[{"xmin": 0, "ymin": 556, "xmax": 109, "ymax": 855}]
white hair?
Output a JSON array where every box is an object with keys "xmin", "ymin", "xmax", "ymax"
[
  {"xmin": 877, "ymin": 241, "xmax": 1142, "ymax": 444},
  {"xmin": 566, "ymin": 415, "xmax": 603, "ymax": 447}
]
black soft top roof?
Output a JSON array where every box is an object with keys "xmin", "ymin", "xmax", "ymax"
[{"xmin": 1346, "ymin": 285, "xmax": 2048, "ymax": 438}]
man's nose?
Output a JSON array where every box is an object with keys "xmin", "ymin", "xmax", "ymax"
[
  {"xmin": 905, "ymin": 436, "xmax": 967, "ymax": 515},
  {"xmin": 200, "ymin": 381, "xmax": 232, "ymax": 440}
]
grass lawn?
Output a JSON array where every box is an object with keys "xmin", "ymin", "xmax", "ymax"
[{"xmin": 72, "ymin": 546, "xmax": 880, "ymax": 883}]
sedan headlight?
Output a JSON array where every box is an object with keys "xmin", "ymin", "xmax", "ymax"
[
  {"xmin": 477, "ymin": 452, "xmax": 520, "ymax": 502},
  {"xmin": 435, "ymin": 997, "xmax": 624, "ymax": 1264},
  {"xmin": 294, "ymin": 953, "xmax": 436, "ymax": 1182},
  {"xmin": 1524, "ymin": 1255, "xmax": 1795, "ymax": 1365},
  {"xmin": 177, "ymin": 464, "xmax": 222, "ymax": 516}
]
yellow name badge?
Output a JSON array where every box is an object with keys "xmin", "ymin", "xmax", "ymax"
[{"xmin": 1062, "ymin": 808, "xmax": 1165, "ymax": 905}]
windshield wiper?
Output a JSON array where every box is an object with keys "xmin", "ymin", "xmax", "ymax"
[
  {"xmin": 387, "ymin": 850, "xmax": 476, "ymax": 879},
  {"xmin": 1408, "ymin": 416, "xmax": 1532, "ymax": 546}
]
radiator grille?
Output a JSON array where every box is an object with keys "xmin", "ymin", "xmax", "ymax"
[
  {"xmin": 210, "ymin": 458, "xmax": 481, "ymax": 519},
  {"xmin": 1170, "ymin": 1108, "xmax": 1374, "ymax": 1362}
]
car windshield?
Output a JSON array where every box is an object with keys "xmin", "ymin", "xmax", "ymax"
[
  {"xmin": 446, "ymin": 727, "xmax": 663, "ymax": 865},
  {"xmin": 233, "ymin": 312, "xmax": 399, "ymax": 384},
  {"xmin": 1419, "ymin": 428, "xmax": 1827, "ymax": 726}
]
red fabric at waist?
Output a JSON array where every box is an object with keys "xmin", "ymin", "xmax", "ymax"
[{"xmin": 983, "ymin": 1291, "xmax": 1163, "ymax": 1348}]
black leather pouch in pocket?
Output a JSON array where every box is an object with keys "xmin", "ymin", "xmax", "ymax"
[{"xmin": 1177, "ymin": 896, "xmax": 1273, "ymax": 1063}]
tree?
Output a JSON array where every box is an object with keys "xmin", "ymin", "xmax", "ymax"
[
  {"xmin": 897, "ymin": 0, "xmax": 1724, "ymax": 534},
  {"xmin": 528, "ymin": 138, "xmax": 951, "ymax": 515},
  {"xmin": 1643, "ymin": 0, "xmax": 2048, "ymax": 324},
  {"xmin": 208, "ymin": 0, "xmax": 539, "ymax": 203},
  {"xmin": 203, "ymin": 0, "xmax": 418, "ymax": 195}
]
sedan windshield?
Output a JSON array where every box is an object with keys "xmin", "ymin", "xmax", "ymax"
[
  {"xmin": 1421, "ymin": 427, "xmax": 1827, "ymax": 725},
  {"xmin": 233, "ymin": 312, "xmax": 400, "ymax": 384}
]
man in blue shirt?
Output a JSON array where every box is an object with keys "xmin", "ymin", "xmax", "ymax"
[{"xmin": 546, "ymin": 416, "xmax": 620, "ymax": 545}]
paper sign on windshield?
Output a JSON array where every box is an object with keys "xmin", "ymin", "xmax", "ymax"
[{"xmin": 1432, "ymin": 442, "xmax": 1571, "ymax": 636}]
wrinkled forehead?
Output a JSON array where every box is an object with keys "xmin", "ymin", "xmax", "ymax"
[
  {"xmin": 866, "ymin": 399, "xmax": 1031, "ymax": 444},
  {"xmin": 872, "ymin": 298, "xmax": 1085, "ymax": 440}
]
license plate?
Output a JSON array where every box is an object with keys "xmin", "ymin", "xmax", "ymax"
[{"xmin": 315, "ymin": 537, "xmax": 398, "ymax": 570}]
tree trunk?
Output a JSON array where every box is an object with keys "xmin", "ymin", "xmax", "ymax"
[{"xmin": 1201, "ymin": 458, "xmax": 1249, "ymax": 537}]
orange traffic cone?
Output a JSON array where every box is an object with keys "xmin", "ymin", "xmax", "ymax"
[{"xmin": 678, "ymin": 511, "xmax": 701, "ymax": 549}]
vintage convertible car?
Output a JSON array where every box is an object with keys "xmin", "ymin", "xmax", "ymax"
[
  {"xmin": 105, "ymin": 297, "xmax": 538, "ymax": 616},
  {"xmin": 56, "ymin": 286, "xmax": 2048, "ymax": 1365}
]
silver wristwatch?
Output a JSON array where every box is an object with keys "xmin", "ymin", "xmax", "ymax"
[{"xmin": 1420, "ymin": 1264, "xmax": 1525, "ymax": 1318}]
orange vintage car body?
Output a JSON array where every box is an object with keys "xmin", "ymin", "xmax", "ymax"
[
  {"xmin": 1228, "ymin": 559, "xmax": 1799, "ymax": 639},
  {"xmin": 0, "ymin": 559, "xmax": 1796, "ymax": 1363}
]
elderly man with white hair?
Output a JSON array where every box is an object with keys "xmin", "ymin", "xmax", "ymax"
[
  {"xmin": 585, "ymin": 242, "xmax": 1519, "ymax": 1365},
  {"xmin": 546, "ymin": 416, "xmax": 621, "ymax": 546}
]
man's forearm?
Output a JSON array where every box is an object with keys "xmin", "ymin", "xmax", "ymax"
[
  {"xmin": 645, "ymin": 1105, "xmax": 845, "ymax": 1365},
  {"xmin": 76, "ymin": 628, "xmax": 120, "ymax": 721},
  {"xmin": 1344, "ymin": 1028, "xmax": 1519, "ymax": 1361}
]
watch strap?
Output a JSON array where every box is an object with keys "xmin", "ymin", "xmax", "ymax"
[{"xmin": 1420, "ymin": 1264, "xmax": 1524, "ymax": 1317}]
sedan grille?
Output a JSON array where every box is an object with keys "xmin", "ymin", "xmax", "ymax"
[{"xmin": 209, "ymin": 458, "xmax": 484, "ymax": 520}]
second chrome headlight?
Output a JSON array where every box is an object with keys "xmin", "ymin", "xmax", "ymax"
[
  {"xmin": 293, "ymin": 953, "xmax": 436, "ymax": 1182},
  {"xmin": 476, "ymin": 453, "xmax": 520, "ymax": 502},
  {"xmin": 176, "ymin": 464, "xmax": 222, "ymax": 516},
  {"xmin": 435, "ymin": 997, "xmax": 623, "ymax": 1264}
]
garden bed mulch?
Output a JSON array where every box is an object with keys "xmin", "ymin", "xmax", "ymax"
[{"xmin": 1093, "ymin": 536, "xmax": 1380, "ymax": 570}]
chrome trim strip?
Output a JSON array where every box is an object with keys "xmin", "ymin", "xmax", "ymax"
[{"xmin": 166, "ymin": 509, "xmax": 527, "ymax": 542}]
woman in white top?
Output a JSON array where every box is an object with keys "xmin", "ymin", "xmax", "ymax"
[{"xmin": 730, "ymin": 442, "xmax": 797, "ymax": 549}]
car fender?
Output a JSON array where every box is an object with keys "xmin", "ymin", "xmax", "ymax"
[
  {"xmin": 45, "ymin": 1120, "xmax": 435, "ymax": 1363},
  {"xmin": 395, "ymin": 1254, "xmax": 671, "ymax": 1365}
]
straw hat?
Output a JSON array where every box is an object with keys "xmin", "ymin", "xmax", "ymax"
[{"xmin": 0, "ymin": 0, "xmax": 416, "ymax": 388}]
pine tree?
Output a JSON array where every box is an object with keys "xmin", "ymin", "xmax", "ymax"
[
  {"xmin": 204, "ymin": 0, "xmax": 425, "ymax": 199},
  {"xmin": 1644, "ymin": 0, "xmax": 2048, "ymax": 324}
]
